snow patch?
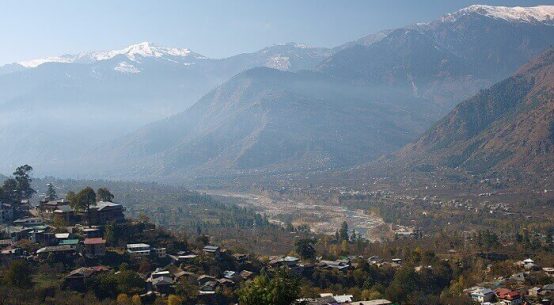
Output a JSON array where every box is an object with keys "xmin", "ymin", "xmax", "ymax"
[
  {"xmin": 19, "ymin": 55, "xmax": 76, "ymax": 68},
  {"xmin": 265, "ymin": 56, "xmax": 290, "ymax": 70},
  {"xmin": 444, "ymin": 5, "xmax": 554, "ymax": 24},
  {"xmin": 114, "ymin": 61, "xmax": 140, "ymax": 74}
]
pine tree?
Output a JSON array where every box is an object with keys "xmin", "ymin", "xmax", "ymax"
[
  {"xmin": 339, "ymin": 221, "xmax": 349, "ymax": 241},
  {"xmin": 46, "ymin": 183, "xmax": 57, "ymax": 201}
]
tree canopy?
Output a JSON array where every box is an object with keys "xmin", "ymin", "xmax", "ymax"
[
  {"xmin": 4, "ymin": 260, "xmax": 32, "ymax": 288},
  {"xmin": 0, "ymin": 164, "xmax": 35, "ymax": 203},
  {"xmin": 238, "ymin": 269, "xmax": 300, "ymax": 305},
  {"xmin": 69, "ymin": 187, "xmax": 97, "ymax": 224},
  {"xmin": 97, "ymin": 187, "xmax": 115, "ymax": 202},
  {"xmin": 339, "ymin": 221, "xmax": 349, "ymax": 241},
  {"xmin": 295, "ymin": 238, "xmax": 316, "ymax": 260}
]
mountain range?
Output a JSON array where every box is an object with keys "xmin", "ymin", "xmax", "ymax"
[
  {"xmin": 0, "ymin": 42, "xmax": 332, "ymax": 171},
  {"xmin": 1, "ymin": 4, "xmax": 553, "ymax": 180},
  {"xmin": 392, "ymin": 47, "xmax": 554, "ymax": 182}
]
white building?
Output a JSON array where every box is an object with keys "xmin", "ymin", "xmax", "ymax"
[
  {"xmin": 467, "ymin": 287, "xmax": 495, "ymax": 303},
  {"xmin": 127, "ymin": 243, "xmax": 151, "ymax": 257}
]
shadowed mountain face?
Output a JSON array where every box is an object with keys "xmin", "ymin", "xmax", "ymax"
[
  {"xmin": 319, "ymin": 12, "xmax": 554, "ymax": 109},
  {"xmin": 394, "ymin": 48, "xmax": 554, "ymax": 179}
]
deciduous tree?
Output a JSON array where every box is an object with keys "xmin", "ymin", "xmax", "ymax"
[{"xmin": 97, "ymin": 187, "xmax": 115, "ymax": 202}]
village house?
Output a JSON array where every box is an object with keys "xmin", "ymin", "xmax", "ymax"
[
  {"xmin": 202, "ymin": 245, "xmax": 220, "ymax": 256},
  {"xmin": 1, "ymin": 247, "xmax": 24, "ymax": 257},
  {"xmin": 233, "ymin": 253, "xmax": 249, "ymax": 264},
  {"xmin": 223, "ymin": 270, "xmax": 241, "ymax": 282},
  {"xmin": 332, "ymin": 294, "xmax": 354, "ymax": 303},
  {"xmin": 495, "ymin": 288, "xmax": 522, "ymax": 305},
  {"xmin": 58, "ymin": 238, "xmax": 80, "ymax": 249},
  {"xmin": 53, "ymin": 205, "xmax": 76, "ymax": 223},
  {"xmin": 298, "ymin": 293, "xmax": 385, "ymax": 305},
  {"xmin": 356, "ymin": 300, "xmax": 393, "ymax": 305},
  {"xmin": 466, "ymin": 287, "xmax": 496, "ymax": 303},
  {"xmin": 83, "ymin": 238, "xmax": 106, "ymax": 258},
  {"xmin": 87, "ymin": 201, "xmax": 125, "ymax": 224},
  {"xmin": 147, "ymin": 268, "xmax": 174, "ymax": 294},
  {"xmin": 36, "ymin": 244, "xmax": 77, "ymax": 259},
  {"xmin": 318, "ymin": 259, "xmax": 350, "ymax": 271},
  {"xmin": 127, "ymin": 243, "xmax": 151, "ymax": 257},
  {"xmin": 543, "ymin": 267, "xmax": 554, "ymax": 277},
  {"xmin": 0, "ymin": 202, "xmax": 14, "ymax": 223},
  {"xmin": 172, "ymin": 253, "xmax": 197, "ymax": 263},
  {"xmin": 82, "ymin": 227, "xmax": 102, "ymax": 238},
  {"xmin": 197, "ymin": 275, "xmax": 217, "ymax": 286},
  {"xmin": 39, "ymin": 199, "xmax": 70, "ymax": 217},
  {"xmin": 54, "ymin": 232, "xmax": 70, "ymax": 241},
  {"xmin": 368, "ymin": 255, "xmax": 383, "ymax": 265},
  {"xmin": 269, "ymin": 256, "xmax": 300, "ymax": 268},
  {"xmin": 153, "ymin": 247, "xmax": 166, "ymax": 258},
  {"xmin": 199, "ymin": 280, "xmax": 218, "ymax": 294},
  {"xmin": 391, "ymin": 258, "xmax": 403, "ymax": 265},
  {"xmin": 239, "ymin": 270, "xmax": 254, "ymax": 280},
  {"xmin": 298, "ymin": 296, "xmax": 336, "ymax": 305},
  {"xmin": 217, "ymin": 278, "xmax": 235, "ymax": 288},
  {"xmin": 29, "ymin": 227, "xmax": 57, "ymax": 246},
  {"xmin": 63, "ymin": 266, "xmax": 110, "ymax": 291},
  {"xmin": 13, "ymin": 217, "xmax": 43, "ymax": 227}
]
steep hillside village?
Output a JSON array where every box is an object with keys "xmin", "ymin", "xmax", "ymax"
[{"xmin": 0, "ymin": 166, "xmax": 553, "ymax": 305}]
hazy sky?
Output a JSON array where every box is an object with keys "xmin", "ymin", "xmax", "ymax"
[{"xmin": 0, "ymin": 0, "xmax": 551, "ymax": 65}]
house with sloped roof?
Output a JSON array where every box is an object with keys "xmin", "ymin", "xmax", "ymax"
[
  {"xmin": 36, "ymin": 245, "xmax": 77, "ymax": 258},
  {"xmin": 83, "ymin": 238, "xmax": 106, "ymax": 257},
  {"xmin": 147, "ymin": 268, "xmax": 174, "ymax": 294},
  {"xmin": 318, "ymin": 259, "xmax": 350, "ymax": 271},
  {"xmin": 495, "ymin": 288, "xmax": 522, "ymax": 305},
  {"xmin": 63, "ymin": 266, "xmax": 110, "ymax": 290},
  {"xmin": 87, "ymin": 201, "xmax": 125, "ymax": 224}
]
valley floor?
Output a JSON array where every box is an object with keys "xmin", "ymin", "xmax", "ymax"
[{"xmin": 200, "ymin": 189, "xmax": 389, "ymax": 241}]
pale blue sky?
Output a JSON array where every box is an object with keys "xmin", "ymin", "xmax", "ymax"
[{"xmin": 0, "ymin": 0, "xmax": 551, "ymax": 65}]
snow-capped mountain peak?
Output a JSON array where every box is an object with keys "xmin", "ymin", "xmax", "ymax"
[
  {"xmin": 18, "ymin": 42, "xmax": 205, "ymax": 68},
  {"xmin": 19, "ymin": 54, "xmax": 77, "ymax": 68},
  {"xmin": 443, "ymin": 5, "xmax": 554, "ymax": 24},
  {"xmin": 90, "ymin": 41, "xmax": 203, "ymax": 61}
]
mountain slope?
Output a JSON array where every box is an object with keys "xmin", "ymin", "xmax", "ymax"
[
  {"xmin": 318, "ymin": 5, "xmax": 554, "ymax": 109},
  {"xmin": 395, "ymin": 48, "xmax": 554, "ymax": 179},
  {"xmin": 72, "ymin": 67, "xmax": 436, "ymax": 179}
]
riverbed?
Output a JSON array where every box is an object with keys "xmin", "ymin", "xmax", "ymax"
[{"xmin": 200, "ymin": 190, "xmax": 388, "ymax": 241}]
